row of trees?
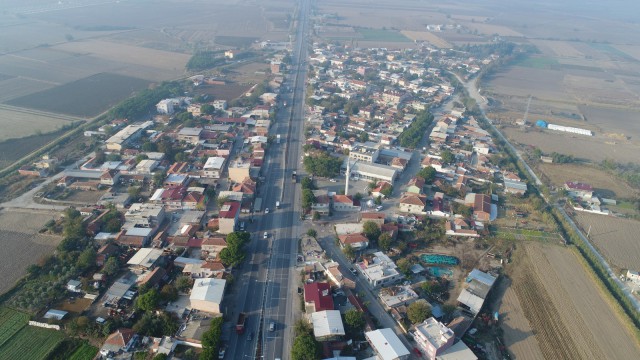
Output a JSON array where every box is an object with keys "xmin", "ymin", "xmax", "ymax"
[
  {"xmin": 291, "ymin": 320, "xmax": 322, "ymax": 360},
  {"xmin": 397, "ymin": 110, "xmax": 434, "ymax": 148},
  {"xmin": 186, "ymin": 51, "xmax": 225, "ymax": 71}
]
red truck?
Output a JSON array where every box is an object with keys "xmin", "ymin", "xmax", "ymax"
[{"xmin": 236, "ymin": 312, "xmax": 247, "ymax": 334}]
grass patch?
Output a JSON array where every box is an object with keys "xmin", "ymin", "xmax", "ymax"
[
  {"xmin": 515, "ymin": 56, "xmax": 560, "ymax": 69},
  {"xmin": 357, "ymin": 28, "xmax": 411, "ymax": 42}
]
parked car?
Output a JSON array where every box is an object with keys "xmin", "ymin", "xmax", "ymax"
[
  {"xmin": 265, "ymin": 208, "xmax": 270, "ymax": 213},
  {"xmin": 269, "ymin": 322, "xmax": 276, "ymax": 332},
  {"xmin": 263, "ymin": 232, "xmax": 268, "ymax": 239},
  {"xmin": 375, "ymin": 206, "xmax": 383, "ymax": 211}
]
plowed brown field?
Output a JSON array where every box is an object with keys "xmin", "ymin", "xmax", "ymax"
[{"xmin": 507, "ymin": 243, "xmax": 640, "ymax": 359}]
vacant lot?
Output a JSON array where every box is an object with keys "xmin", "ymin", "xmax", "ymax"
[
  {"xmin": 485, "ymin": 67, "xmax": 570, "ymax": 101},
  {"xmin": 195, "ymin": 83, "xmax": 252, "ymax": 102},
  {"xmin": 0, "ymin": 210, "xmax": 61, "ymax": 295},
  {"xmin": 538, "ymin": 163, "xmax": 638, "ymax": 199},
  {"xmin": 508, "ymin": 242, "xmax": 640, "ymax": 359},
  {"xmin": 579, "ymin": 105, "xmax": 640, "ymax": 141},
  {"xmin": 529, "ymin": 40, "xmax": 585, "ymax": 58},
  {"xmin": 574, "ymin": 212, "xmax": 640, "ymax": 270},
  {"xmin": 7, "ymin": 73, "xmax": 150, "ymax": 117},
  {"xmin": 0, "ymin": 107, "xmax": 78, "ymax": 142}
]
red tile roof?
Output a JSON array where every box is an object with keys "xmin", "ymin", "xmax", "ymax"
[
  {"xmin": 304, "ymin": 282, "xmax": 334, "ymax": 312},
  {"xmin": 219, "ymin": 202, "xmax": 240, "ymax": 219},
  {"xmin": 105, "ymin": 328, "xmax": 135, "ymax": 348}
]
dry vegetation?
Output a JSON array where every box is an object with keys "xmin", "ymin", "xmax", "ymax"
[
  {"xmin": 507, "ymin": 242, "xmax": 640, "ymax": 359},
  {"xmin": 574, "ymin": 212, "xmax": 640, "ymax": 270},
  {"xmin": 0, "ymin": 210, "xmax": 61, "ymax": 295}
]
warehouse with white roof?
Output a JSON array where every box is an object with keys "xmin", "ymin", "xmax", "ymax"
[{"xmin": 190, "ymin": 278, "xmax": 226, "ymax": 314}]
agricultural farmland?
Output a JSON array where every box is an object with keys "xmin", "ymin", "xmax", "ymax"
[
  {"xmin": 0, "ymin": 307, "xmax": 62, "ymax": 360},
  {"xmin": 0, "ymin": 107, "xmax": 79, "ymax": 142},
  {"xmin": 574, "ymin": 212, "xmax": 640, "ymax": 270},
  {"xmin": 0, "ymin": 210, "xmax": 61, "ymax": 295},
  {"xmin": 67, "ymin": 342, "xmax": 99, "ymax": 360},
  {"xmin": 507, "ymin": 242, "xmax": 640, "ymax": 359},
  {"xmin": 495, "ymin": 279, "xmax": 545, "ymax": 360},
  {"xmin": 7, "ymin": 73, "xmax": 150, "ymax": 117},
  {"xmin": 0, "ymin": 325, "xmax": 64, "ymax": 360},
  {"xmin": 0, "ymin": 308, "xmax": 29, "ymax": 348}
]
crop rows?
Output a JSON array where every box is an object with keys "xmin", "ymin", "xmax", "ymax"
[
  {"xmin": 0, "ymin": 308, "xmax": 28, "ymax": 348},
  {"xmin": 68, "ymin": 343, "xmax": 99, "ymax": 360},
  {"xmin": 0, "ymin": 326, "xmax": 63, "ymax": 360}
]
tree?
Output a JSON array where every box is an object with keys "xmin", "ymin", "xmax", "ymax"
[
  {"xmin": 200, "ymin": 317, "xmax": 224, "ymax": 359},
  {"xmin": 396, "ymin": 258, "xmax": 412, "ymax": 275},
  {"xmin": 76, "ymin": 247, "xmax": 96, "ymax": 271},
  {"xmin": 160, "ymin": 284, "xmax": 178, "ymax": 302},
  {"xmin": 407, "ymin": 300, "xmax": 432, "ymax": 324},
  {"xmin": 343, "ymin": 244, "xmax": 355, "ymax": 261},
  {"xmin": 94, "ymin": 150, "xmax": 106, "ymax": 164},
  {"xmin": 154, "ymin": 354, "xmax": 168, "ymax": 360},
  {"xmin": 362, "ymin": 221, "xmax": 381, "ymax": 243},
  {"xmin": 441, "ymin": 150, "xmax": 455, "ymax": 164},
  {"xmin": 103, "ymin": 256, "xmax": 120, "ymax": 276},
  {"xmin": 142, "ymin": 141, "xmax": 157, "ymax": 152},
  {"xmin": 219, "ymin": 246, "xmax": 246, "ymax": 267},
  {"xmin": 379, "ymin": 233, "xmax": 392, "ymax": 251},
  {"xmin": 291, "ymin": 333, "xmax": 321, "ymax": 360},
  {"xmin": 417, "ymin": 166, "xmax": 437, "ymax": 183},
  {"xmin": 104, "ymin": 217, "xmax": 123, "ymax": 233},
  {"xmin": 128, "ymin": 186, "xmax": 141, "ymax": 199},
  {"xmin": 381, "ymin": 185, "xmax": 393, "ymax": 198},
  {"xmin": 312, "ymin": 211, "xmax": 321, "ymax": 221},
  {"xmin": 442, "ymin": 303, "xmax": 457, "ymax": 318},
  {"xmin": 201, "ymin": 104, "xmax": 215, "ymax": 115},
  {"xmin": 302, "ymin": 189, "xmax": 316, "ymax": 211},
  {"xmin": 307, "ymin": 229, "xmax": 317, "ymax": 238},
  {"xmin": 175, "ymin": 276, "xmax": 192, "ymax": 293},
  {"xmin": 136, "ymin": 289, "xmax": 160, "ymax": 312},
  {"xmin": 153, "ymin": 171, "xmax": 166, "ymax": 187},
  {"xmin": 303, "ymin": 152, "xmax": 343, "ymax": 178},
  {"xmin": 344, "ymin": 309, "xmax": 365, "ymax": 333},
  {"xmin": 175, "ymin": 152, "xmax": 188, "ymax": 162}
]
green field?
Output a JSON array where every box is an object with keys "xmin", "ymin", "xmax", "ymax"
[
  {"xmin": 68, "ymin": 342, "xmax": 99, "ymax": 360},
  {"xmin": 357, "ymin": 28, "xmax": 411, "ymax": 42},
  {"xmin": 215, "ymin": 35, "xmax": 259, "ymax": 47},
  {"xmin": 0, "ymin": 326, "xmax": 64, "ymax": 360},
  {"xmin": 0, "ymin": 308, "xmax": 29, "ymax": 347},
  {"xmin": 0, "ymin": 308, "xmax": 63, "ymax": 360}
]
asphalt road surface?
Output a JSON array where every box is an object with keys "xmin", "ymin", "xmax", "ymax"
[{"xmin": 225, "ymin": 1, "xmax": 310, "ymax": 359}]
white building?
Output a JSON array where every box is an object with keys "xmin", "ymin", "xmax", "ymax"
[
  {"xmin": 106, "ymin": 122, "xmax": 153, "ymax": 151},
  {"xmin": 311, "ymin": 310, "xmax": 345, "ymax": 341},
  {"xmin": 359, "ymin": 252, "xmax": 403, "ymax": 288},
  {"xmin": 413, "ymin": 317, "xmax": 455, "ymax": 360},
  {"xmin": 344, "ymin": 161, "xmax": 397, "ymax": 184},
  {"xmin": 203, "ymin": 157, "xmax": 227, "ymax": 179},
  {"xmin": 547, "ymin": 123, "xmax": 593, "ymax": 136},
  {"xmin": 456, "ymin": 269, "xmax": 497, "ymax": 315},
  {"xmin": 365, "ymin": 328, "xmax": 410, "ymax": 360},
  {"xmin": 156, "ymin": 99, "xmax": 177, "ymax": 114},
  {"xmin": 189, "ymin": 278, "xmax": 226, "ymax": 314}
]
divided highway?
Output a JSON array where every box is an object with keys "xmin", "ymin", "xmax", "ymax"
[{"xmin": 226, "ymin": 1, "xmax": 310, "ymax": 359}]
